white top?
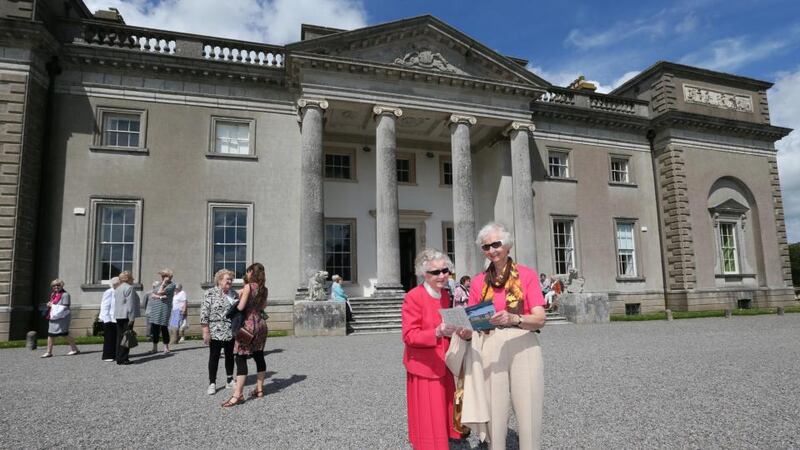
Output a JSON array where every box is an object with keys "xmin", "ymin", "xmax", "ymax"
[
  {"xmin": 172, "ymin": 290, "xmax": 187, "ymax": 309},
  {"xmin": 99, "ymin": 288, "xmax": 116, "ymax": 323},
  {"xmin": 423, "ymin": 282, "xmax": 441, "ymax": 299}
]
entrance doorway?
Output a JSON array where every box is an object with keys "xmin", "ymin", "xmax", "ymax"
[{"xmin": 399, "ymin": 228, "xmax": 417, "ymax": 292}]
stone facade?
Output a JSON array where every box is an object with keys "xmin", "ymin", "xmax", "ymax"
[{"xmin": 0, "ymin": 1, "xmax": 795, "ymax": 340}]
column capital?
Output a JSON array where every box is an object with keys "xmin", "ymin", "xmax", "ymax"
[
  {"xmin": 373, "ymin": 105, "xmax": 403, "ymax": 118},
  {"xmin": 502, "ymin": 121, "xmax": 536, "ymax": 136},
  {"xmin": 449, "ymin": 114, "xmax": 477, "ymax": 127},
  {"xmin": 297, "ymin": 98, "xmax": 329, "ymax": 111}
]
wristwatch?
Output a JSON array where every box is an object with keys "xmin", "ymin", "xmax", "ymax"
[{"xmin": 515, "ymin": 315, "xmax": 523, "ymax": 326}]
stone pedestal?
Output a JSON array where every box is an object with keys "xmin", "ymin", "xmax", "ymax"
[
  {"xmin": 559, "ymin": 293, "xmax": 610, "ymax": 324},
  {"xmin": 293, "ymin": 301, "xmax": 346, "ymax": 337}
]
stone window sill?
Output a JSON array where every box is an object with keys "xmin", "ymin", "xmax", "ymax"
[
  {"xmin": 616, "ymin": 276, "xmax": 646, "ymax": 282},
  {"xmin": 200, "ymin": 282, "xmax": 246, "ymax": 290},
  {"xmin": 398, "ymin": 182, "xmax": 418, "ymax": 186},
  {"xmin": 81, "ymin": 283, "xmax": 144, "ymax": 292},
  {"xmin": 90, "ymin": 146, "xmax": 149, "ymax": 155},
  {"xmin": 545, "ymin": 176, "xmax": 578, "ymax": 183},
  {"xmin": 205, "ymin": 152, "xmax": 258, "ymax": 161},
  {"xmin": 715, "ymin": 273, "xmax": 755, "ymax": 280},
  {"xmin": 324, "ymin": 177, "xmax": 358, "ymax": 183},
  {"xmin": 609, "ymin": 181, "xmax": 638, "ymax": 188}
]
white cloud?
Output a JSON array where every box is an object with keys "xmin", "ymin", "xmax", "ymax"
[
  {"xmin": 674, "ymin": 12, "xmax": 698, "ymax": 34},
  {"xmin": 770, "ymin": 67, "xmax": 800, "ymax": 243},
  {"xmin": 82, "ymin": 0, "xmax": 367, "ymax": 44},
  {"xmin": 527, "ymin": 66, "xmax": 640, "ymax": 94},
  {"xmin": 680, "ymin": 36, "xmax": 789, "ymax": 72},
  {"xmin": 565, "ymin": 20, "xmax": 666, "ymax": 49}
]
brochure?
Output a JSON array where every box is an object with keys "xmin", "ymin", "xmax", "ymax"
[{"xmin": 439, "ymin": 301, "xmax": 497, "ymax": 331}]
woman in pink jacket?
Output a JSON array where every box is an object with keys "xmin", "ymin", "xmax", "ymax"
[{"xmin": 402, "ymin": 248, "xmax": 470, "ymax": 450}]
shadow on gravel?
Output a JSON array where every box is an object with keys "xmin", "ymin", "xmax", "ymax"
[
  {"xmin": 166, "ymin": 346, "xmax": 204, "ymax": 354},
  {"xmin": 264, "ymin": 374, "xmax": 307, "ymax": 395},
  {"xmin": 265, "ymin": 348, "xmax": 283, "ymax": 356},
  {"xmin": 129, "ymin": 352, "xmax": 176, "ymax": 364}
]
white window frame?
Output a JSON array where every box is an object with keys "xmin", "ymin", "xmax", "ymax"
[
  {"xmin": 324, "ymin": 147, "xmax": 357, "ymax": 181},
  {"xmin": 615, "ymin": 220, "xmax": 638, "ymax": 278},
  {"xmin": 94, "ymin": 107, "xmax": 148, "ymax": 152},
  {"xmin": 548, "ymin": 150, "xmax": 570, "ymax": 179},
  {"xmin": 718, "ymin": 221, "xmax": 739, "ymax": 274},
  {"xmin": 207, "ymin": 202, "xmax": 254, "ymax": 283},
  {"xmin": 610, "ymin": 156, "xmax": 631, "ymax": 184},
  {"xmin": 552, "ymin": 217, "xmax": 576, "ymax": 276},
  {"xmin": 439, "ymin": 156, "xmax": 453, "ymax": 187},
  {"xmin": 324, "ymin": 218, "xmax": 358, "ymax": 283},
  {"xmin": 442, "ymin": 222, "xmax": 455, "ymax": 264},
  {"xmin": 86, "ymin": 197, "xmax": 143, "ymax": 286},
  {"xmin": 396, "ymin": 152, "xmax": 417, "ymax": 185},
  {"xmin": 209, "ymin": 117, "xmax": 256, "ymax": 157}
]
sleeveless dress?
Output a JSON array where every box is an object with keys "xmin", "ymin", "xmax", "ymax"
[{"xmin": 234, "ymin": 282, "xmax": 268, "ymax": 356}]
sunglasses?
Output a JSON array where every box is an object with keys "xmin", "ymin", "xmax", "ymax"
[
  {"xmin": 426, "ymin": 268, "xmax": 450, "ymax": 276},
  {"xmin": 481, "ymin": 241, "xmax": 504, "ymax": 251}
]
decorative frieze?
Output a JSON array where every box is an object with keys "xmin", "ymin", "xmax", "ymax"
[
  {"xmin": 683, "ymin": 84, "xmax": 753, "ymax": 112},
  {"xmin": 393, "ymin": 48, "xmax": 467, "ymax": 75}
]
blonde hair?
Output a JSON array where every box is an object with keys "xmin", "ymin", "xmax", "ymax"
[
  {"xmin": 158, "ymin": 268, "xmax": 174, "ymax": 278},
  {"xmin": 118, "ymin": 271, "xmax": 133, "ymax": 283},
  {"xmin": 214, "ymin": 269, "xmax": 235, "ymax": 286},
  {"xmin": 414, "ymin": 248, "xmax": 454, "ymax": 277}
]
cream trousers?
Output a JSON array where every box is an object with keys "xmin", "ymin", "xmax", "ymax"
[{"xmin": 481, "ymin": 327, "xmax": 543, "ymax": 450}]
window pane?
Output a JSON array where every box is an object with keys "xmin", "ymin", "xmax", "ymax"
[
  {"xmin": 325, "ymin": 222, "xmax": 355, "ymax": 282},
  {"xmin": 552, "ymin": 220, "xmax": 575, "ymax": 274},
  {"xmin": 211, "ymin": 207, "xmax": 248, "ymax": 280},
  {"xmin": 215, "ymin": 121, "xmax": 251, "ymax": 155}
]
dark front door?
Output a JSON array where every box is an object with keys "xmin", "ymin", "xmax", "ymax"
[{"xmin": 399, "ymin": 228, "xmax": 417, "ymax": 292}]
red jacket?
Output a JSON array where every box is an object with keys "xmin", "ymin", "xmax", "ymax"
[{"xmin": 402, "ymin": 284, "xmax": 451, "ymax": 379}]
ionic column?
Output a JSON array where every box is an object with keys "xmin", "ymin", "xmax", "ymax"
[
  {"xmin": 297, "ymin": 98, "xmax": 328, "ymax": 298},
  {"xmin": 505, "ymin": 121, "xmax": 538, "ymax": 267},
  {"xmin": 449, "ymin": 114, "xmax": 479, "ymax": 277},
  {"xmin": 373, "ymin": 105, "xmax": 405, "ymax": 295}
]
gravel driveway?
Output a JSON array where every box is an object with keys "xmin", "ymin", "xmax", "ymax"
[{"xmin": 1, "ymin": 314, "xmax": 798, "ymax": 449}]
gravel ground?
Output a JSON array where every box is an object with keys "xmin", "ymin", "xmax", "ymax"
[{"xmin": 1, "ymin": 314, "xmax": 799, "ymax": 449}]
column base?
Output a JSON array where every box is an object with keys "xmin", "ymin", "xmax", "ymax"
[{"xmin": 372, "ymin": 283, "xmax": 406, "ymax": 298}]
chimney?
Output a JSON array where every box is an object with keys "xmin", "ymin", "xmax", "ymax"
[
  {"xmin": 567, "ymin": 75, "xmax": 597, "ymax": 92},
  {"xmin": 93, "ymin": 7, "xmax": 125, "ymax": 24}
]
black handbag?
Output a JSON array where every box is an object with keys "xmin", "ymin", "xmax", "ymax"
[{"xmin": 226, "ymin": 301, "xmax": 244, "ymax": 334}]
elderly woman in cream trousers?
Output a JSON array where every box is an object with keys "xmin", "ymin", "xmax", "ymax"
[{"xmin": 447, "ymin": 222, "xmax": 547, "ymax": 450}]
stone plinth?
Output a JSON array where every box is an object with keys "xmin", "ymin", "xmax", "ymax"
[
  {"xmin": 559, "ymin": 293, "xmax": 610, "ymax": 324},
  {"xmin": 293, "ymin": 301, "xmax": 346, "ymax": 337}
]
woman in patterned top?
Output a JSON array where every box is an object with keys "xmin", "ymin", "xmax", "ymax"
[
  {"xmin": 148, "ymin": 268, "xmax": 176, "ymax": 354},
  {"xmin": 461, "ymin": 222, "xmax": 547, "ymax": 450},
  {"xmin": 200, "ymin": 269, "xmax": 238, "ymax": 396},
  {"xmin": 222, "ymin": 262, "xmax": 268, "ymax": 408}
]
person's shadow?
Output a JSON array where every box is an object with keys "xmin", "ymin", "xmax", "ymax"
[
  {"xmin": 265, "ymin": 374, "xmax": 307, "ymax": 395},
  {"xmin": 129, "ymin": 351, "xmax": 175, "ymax": 364}
]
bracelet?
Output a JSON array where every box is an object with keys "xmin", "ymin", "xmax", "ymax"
[{"xmin": 516, "ymin": 315, "xmax": 523, "ymax": 326}]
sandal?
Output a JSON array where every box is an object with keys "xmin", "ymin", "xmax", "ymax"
[
  {"xmin": 40, "ymin": 353, "xmax": 53, "ymax": 358},
  {"xmin": 221, "ymin": 395, "xmax": 244, "ymax": 408},
  {"xmin": 249, "ymin": 389, "xmax": 264, "ymax": 399}
]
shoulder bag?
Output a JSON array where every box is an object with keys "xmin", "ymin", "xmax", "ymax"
[
  {"xmin": 49, "ymin": 304, "xmax": 70, "ymax": 321},
  {"xmin": 121, "ymin": 329, "xmax": 138, "ymax": 349}
]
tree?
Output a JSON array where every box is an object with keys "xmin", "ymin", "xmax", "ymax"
[{"xmin": 790, "ymin": 243, "xmax": 800, "ymax": 287}]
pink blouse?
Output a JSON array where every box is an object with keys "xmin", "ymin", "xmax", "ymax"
[{"xmin": 467, "ymin": 263, "xmax": 546, "ymax": 315}]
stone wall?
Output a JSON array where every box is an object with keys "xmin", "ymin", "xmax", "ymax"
[
  {"xmin": 608, "ymin": 291, "xmax": 665, "ymax": 315},
  {"xmin": 0, "ymin": 0, "xmax": 34, "ymax": 20},
  {"xmin": 767, "ymin": 157, "xmax": 793, "ymax": 286},
  {"xmin": 656, "ymin": 144, "xmax": 696, "ymax": 295}
]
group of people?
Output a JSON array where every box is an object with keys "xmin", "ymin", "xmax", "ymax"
[
  {"xmin": 41, "ymin": 263, "xmax": 271, "ymax": 408},
  {"xmin": 540, "ymin": 273, "xmax": 562, "ymax": 312},
  {"xmin": 402, "ymin": 222, "xmax": 547, "ymax": 450}
]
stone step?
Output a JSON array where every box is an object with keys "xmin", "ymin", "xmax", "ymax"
[
  {"xmin": 350, "ymin": 313, "xmax": 402, "ymax": 321},
  {"xmin": 349, "ymin": 322, "xmax": 403, "ymax": 332}
]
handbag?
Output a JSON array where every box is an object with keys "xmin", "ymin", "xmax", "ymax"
[
  {"xmin": 121, "ymin": 329, "xmax": 139, "ymax": 349},
  {"xmin": 236, "ymin": 325, "xmax": 254, "ymax": 346},
  {"xmin": 49, "ymin": 304, "xmax": 70, "ymax": 321},
  {"xmin": 453, "ymin": 361, "xmax": 471, "ymax": 437},
  {"xmin": 226, "ymin": 300, "xmax": 244, "ymax": 333}
]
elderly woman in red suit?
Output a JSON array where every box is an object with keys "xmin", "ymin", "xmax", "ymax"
[{"xmin": 402, "ymin": 248, "xmax": 466, "ymax": 450}]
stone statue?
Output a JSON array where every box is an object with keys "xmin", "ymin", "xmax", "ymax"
[
  {"xmin": 564, "ymin": 268, "xmax": 585, "ymax": 294},
  {"xmin": 308, "ymin": 270, "xmax": 329, "ymax": 301}
]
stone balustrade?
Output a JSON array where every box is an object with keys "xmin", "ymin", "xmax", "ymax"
[
  {"xmin": 537, "ymin": 87, "xmax": 649, "ymax": 118},
  {"xmin": 63, "ymin": 19, "xmax": 285, "ymax": 68}
]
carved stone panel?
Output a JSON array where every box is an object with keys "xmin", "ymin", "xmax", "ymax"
[{"xmin": 682, "ymin": 84, "xmax": 753, "ymax": 112}]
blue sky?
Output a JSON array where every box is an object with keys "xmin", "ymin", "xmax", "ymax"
[{"xmin": 85, "ymin": 0, "xmax": 800, "ymax": 241}]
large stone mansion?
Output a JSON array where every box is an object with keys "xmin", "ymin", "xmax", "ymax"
[{"xmin": 0, "ymin": 0, "xmax": 794, "ymax": 339}]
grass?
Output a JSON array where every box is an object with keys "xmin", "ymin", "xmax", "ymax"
[
  {"xmin": 0, "ymin": 329, "xmax": 290, "ymax": 349},
  {"xmin": 611, "ymin": 305, "xmax": 800, "ymax": 322}
]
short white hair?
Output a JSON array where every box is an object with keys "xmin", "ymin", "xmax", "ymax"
[
  {"xmin": 107, "ymin": 277, "xmax": 120, "ymax": 288},
  {"xmin": 414, "ymin": 248, "xmax": 454, "ymax": 277},
  {"xmin": 331, "ymin": 274, "xmax": 342, "ymax": 283},
  {"xmin": 475, "ymin": 222, "xmax": 514, "ymax": 249}
]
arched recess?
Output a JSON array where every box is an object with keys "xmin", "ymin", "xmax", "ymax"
[{"xmin": 706, "ymin": 177, "xmax": 765, "ymax": 287}]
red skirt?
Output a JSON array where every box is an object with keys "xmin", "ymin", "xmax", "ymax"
[{"xmin": 406, "ymin": 372, "xmax": 460, "ymax": 450}]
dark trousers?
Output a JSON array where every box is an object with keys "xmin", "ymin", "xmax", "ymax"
[
  {"xmin": 236, "ymin": 350, "xmax": 266, "ymax": 376},
  {"xmin": 150, "ymin": 324, "xmax": 169, "ymax": 345},
  {"xmin": 102, "ymin": 322, "xmax": 117, "ymax": 360},
  {"xmin": 209, "ymin": 339, "xmax": 235, "ymax": 384},
  {"xmin": 115, "ymin": 319, "xmax": 130, "ymax": 363}
]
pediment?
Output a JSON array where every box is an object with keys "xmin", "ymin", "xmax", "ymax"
[
  {"xmin": 709, "ymin": 198, "xmax": 749, "ymax": 215},
  {"xmin": 287, "ymin": 16, "xmax": 549, "ymax": 88}
]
